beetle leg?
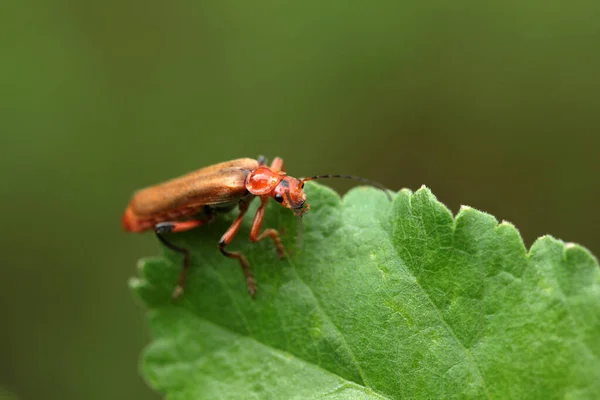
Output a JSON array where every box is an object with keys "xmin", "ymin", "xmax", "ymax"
[
  {"xmin": 250, "ymin": 196, "xmax": 285, "ymax": 258},
  {"xmin": 270, "ymin": 157, "xmax": 285, "ymax": 172},
  {"xmin": 218, "ymin": 202, "xmax": 257, "ymax": 296},
  {"xmin": 154, "ymin": 219, "xmax": 206, "ymax": 299}
]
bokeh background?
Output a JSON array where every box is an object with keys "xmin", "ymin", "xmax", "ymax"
[{"xmin": 1, "ymin": 1, "xmax": 599, "ymax": 399}]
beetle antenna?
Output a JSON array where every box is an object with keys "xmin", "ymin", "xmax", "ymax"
[{"xmin": 300, "ymin": 174, "xmax": 392, "ymax": 201}]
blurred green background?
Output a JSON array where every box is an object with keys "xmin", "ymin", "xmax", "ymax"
[{"xmin": 1, "ymin": 1, "xmax": 598, "ymax": 399}]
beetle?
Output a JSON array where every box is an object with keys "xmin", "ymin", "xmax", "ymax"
[{"xmin": 122, "ymin": 156, "xmax": 390, "ymax": 299}]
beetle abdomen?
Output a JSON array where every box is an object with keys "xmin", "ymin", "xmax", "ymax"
[{"xmin": 122, "ymin": 204, "xmax": 203, "ymax": 232}]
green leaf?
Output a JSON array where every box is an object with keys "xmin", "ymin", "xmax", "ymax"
[{"xmin": 130, "ymin": 183, "xmax": 600, "ymax": 399}]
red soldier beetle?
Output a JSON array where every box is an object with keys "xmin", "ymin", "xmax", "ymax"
[{"xmin": 122, "ymin": 156, "xmax": 391, "ymax": 299}]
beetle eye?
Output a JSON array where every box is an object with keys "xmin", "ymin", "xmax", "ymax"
[{"xmin": 274, "ymin": 194, "xmax": 284, "ymax": 203}]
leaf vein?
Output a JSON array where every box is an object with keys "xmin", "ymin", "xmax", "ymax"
[
  {"xmin": 388, "ymin": 194, "xmax": 492, "ymax": 398},
  {"xmin": 285, "ymin": 253, "xmax": 369, "ymax": 387}
]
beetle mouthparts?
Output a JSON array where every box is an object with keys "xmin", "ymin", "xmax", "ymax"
[{"xmin": 293, "ymin": 202, "xmax": 310, "ymax": 217}]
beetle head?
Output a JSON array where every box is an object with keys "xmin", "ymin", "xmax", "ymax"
[{"xmin": 272, "ymin": 177, "xmax": 309, "ymax": 216}]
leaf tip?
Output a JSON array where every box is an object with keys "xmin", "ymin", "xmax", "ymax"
[
  {"xmin": 528, "ymin": 234, "xmax": 556, "ymax": 256},
  {"xmin": 415, "ymin": 185, "xmax": 433, "ymax": 197},
  {"xmin": 496, "ymin": 219, "xmax": 523, "ymax": 235},
  {"xmin": 136, "ymin": 258, "xmax": 147, "ymax": 272},
  {"xmin": 531, "ymin": 234, "xmax": 558, "ymax": 247},
  {"xmin": 456, "ymin": 204, "xmax": 497, "ymax": 221},
  {"xmin": 128, "ymin": 276, "xmax": 152, "ymax": 307},
  {"xmin": 129, "ymin": 276, "xmax": 144, "ymax": 290},
  {"xmin": 137, "ymin": 255, "xmax": 161, "ymax": 272},
  {"xmin": 563, "ymin": 241, "xmax": 598, "ymax": 267},
  {"xmin": 413, "ymin": 185, "xmax": 444, "ymax": 207},
  {"xmin": 497, "ymin": 220, "xmax": 522, "ymax": 236}
]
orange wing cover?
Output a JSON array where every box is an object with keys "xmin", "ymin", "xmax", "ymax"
[{"xmin": 122, "ymin": 158, "xmax": 259, "ymax": 232}]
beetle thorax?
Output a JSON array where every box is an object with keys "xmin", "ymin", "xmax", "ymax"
[{"xmin": 245, "ymin": 166, "xmax": 285, "ymax": 196}]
